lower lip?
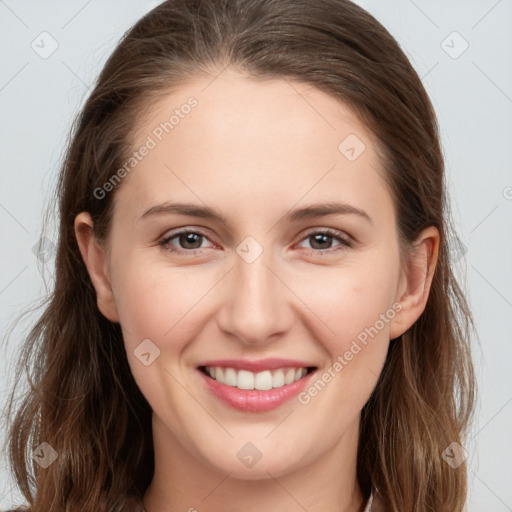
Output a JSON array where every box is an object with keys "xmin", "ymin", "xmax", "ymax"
[{"xmin": 198, "ymin": 369, "xmax": 314, "ymax": 412}]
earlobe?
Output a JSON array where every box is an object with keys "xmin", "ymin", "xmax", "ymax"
[
  {"xmin": 74, "ymin": 212, "xmax": 120, "ymax": 323},
  {"xmin": 389, "ymin": 226, "xmax": 439, "ymax": 340}
]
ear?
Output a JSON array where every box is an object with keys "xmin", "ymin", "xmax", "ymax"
[
  {"xmin": 389, "ymin": 226, "xmax": 439, "ymax": 340},
  {"xmin": 74, "ymin": 212, "xmax": 120, "ymax": 323}
]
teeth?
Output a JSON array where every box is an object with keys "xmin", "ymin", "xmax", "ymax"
[
  {"xmin": 272, "ymin": 369, "xmax": 285, "ymax": 387},
  {"xmin": 237, "ymin": 370, "xmax": 254, "ymax": 390},
  {"xmin": 204, "ymin": 366, "xmax": 310, "ymax": 390},
  {"xmin": 284, "ymin": 368, "xmax": 295, "ymax": 385},
  {"xmin": 254, "ymin": 370, "xmax": 273, "ymax": 390},
  {"xmin": 224, "ymin": 367, "xmax": 237, "ymax": 386}
]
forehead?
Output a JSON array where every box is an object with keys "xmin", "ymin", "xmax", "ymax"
[{"xmin": 115, "ymin": 69, "xmax": 392, "ymax": 225}]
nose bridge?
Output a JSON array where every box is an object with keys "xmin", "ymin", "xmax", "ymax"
[{"xmin": 217, "ymin": 238, "xmax": 290, "ymax": 345}]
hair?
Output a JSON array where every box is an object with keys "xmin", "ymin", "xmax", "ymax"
[{"xmin": 2, "ymin": 0, "xmax": 477, "ymax": 511}]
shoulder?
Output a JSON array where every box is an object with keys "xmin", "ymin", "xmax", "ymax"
[{"xmin": 2, "ymin": 496, "xmax": 144, "ymax": 512}]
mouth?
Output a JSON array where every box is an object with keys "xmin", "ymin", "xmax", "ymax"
[
  {"xmin": 197, "ymin": 362, "xmax": 317, "ymax": 412},
  {"xmin": 198, "ymin": 365, "xmax": 317, "ymax": 390}
]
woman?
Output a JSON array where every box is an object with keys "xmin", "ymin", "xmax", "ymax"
[{"xmin": 3, "ymin": 0, "xmax": 476, "ymax": 510}]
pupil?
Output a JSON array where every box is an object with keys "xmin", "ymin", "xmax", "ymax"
[
  {"xmin": 181, "ymin": 233, "xmax": 201, "ymax": 249},
  {"xmin": 312, "ymin": 234, "xmax": 330, "ymax": 249}
]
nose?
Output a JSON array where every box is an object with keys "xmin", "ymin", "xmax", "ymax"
[{"xmin": 216, "ymin": 246, "xmax": 295, "ymax": 346}]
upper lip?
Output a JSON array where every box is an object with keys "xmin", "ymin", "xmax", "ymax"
[{"xmin": 197, "ymin": 358, "xmax": 316, "ymax": 372}]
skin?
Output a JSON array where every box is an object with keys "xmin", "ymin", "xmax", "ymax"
[{"xmin": 75, "ymin": 68, "xmax": 439, "ymax": 512}]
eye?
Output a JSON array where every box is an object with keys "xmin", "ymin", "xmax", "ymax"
[
  {"xmin": 159, "ymin": 229, "xmax": 215, "ymax": 254},
  {"xmin": 159, "ymin": 228, "xmax": 352, "ymax": 256},
  {"xmin": 296, "ymin": 229, "xmax": 352, "ymax": 255}
]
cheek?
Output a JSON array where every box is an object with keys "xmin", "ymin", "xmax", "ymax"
[
  {"xmin": 291, "ymin": 254, "xmax": 400, "ymax": 415},
  {"xmin": 112, "ymin": 257, "xmax": 205, "ymax": 343},
  {"xmin": 295, "ymin": 256, "xmax": 400, "ymax": 349},
  {"xmin": 115, "ymin": 276, "xmax": 169, "ymax": 347},
  {"xmin": 112, "ymin": 259, "xmax": 223, "ymax": 394},
  {"xmin": 112, "ymin": 262, "xmax": 200, "ymax": 411}
]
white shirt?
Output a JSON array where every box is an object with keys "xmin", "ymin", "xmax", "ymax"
[{"xmin": 363, "ymin": 489, "xmax": 374, "ymax": 512}]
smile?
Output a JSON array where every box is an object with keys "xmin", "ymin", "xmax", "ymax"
[
  {"xmin": 197, "ymin": 360, "xmax": 317, "ymax": 412},
  {"xmin": 201, "ymin": 366, "xmax": 313, "ymax": 390}
]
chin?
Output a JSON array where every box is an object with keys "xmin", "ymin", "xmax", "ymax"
[{"xmin": 197, "ymin": 441, "xmax": 307, "ymax": 480}]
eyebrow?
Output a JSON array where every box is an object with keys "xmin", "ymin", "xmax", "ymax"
[{"xmin": 139, "ymin": 201, "xmax": 372, "ymax": 226}]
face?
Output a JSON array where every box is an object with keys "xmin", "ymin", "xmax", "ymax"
[{"xmin": 83, "ymin": 69, "xmax": 414, "ymax": 479}]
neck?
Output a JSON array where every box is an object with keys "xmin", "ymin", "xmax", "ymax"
[{"xmin": 143, "ymin": 413, "xmax": 365, "ymax": 512}]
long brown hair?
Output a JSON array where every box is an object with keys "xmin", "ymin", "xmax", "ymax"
[{"xmin": 3, "ymin": 0, "xmax": 476, "ymax": 510}]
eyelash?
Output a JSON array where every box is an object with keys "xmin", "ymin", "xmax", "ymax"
[{"xmin": 158, "ymin": 228, "xmax": 352, "ymax": 256}]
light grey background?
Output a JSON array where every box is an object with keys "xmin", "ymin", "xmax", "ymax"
[{"xmin": 0, "ymin": 0, "xmax": 511, "ymax": 510}]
